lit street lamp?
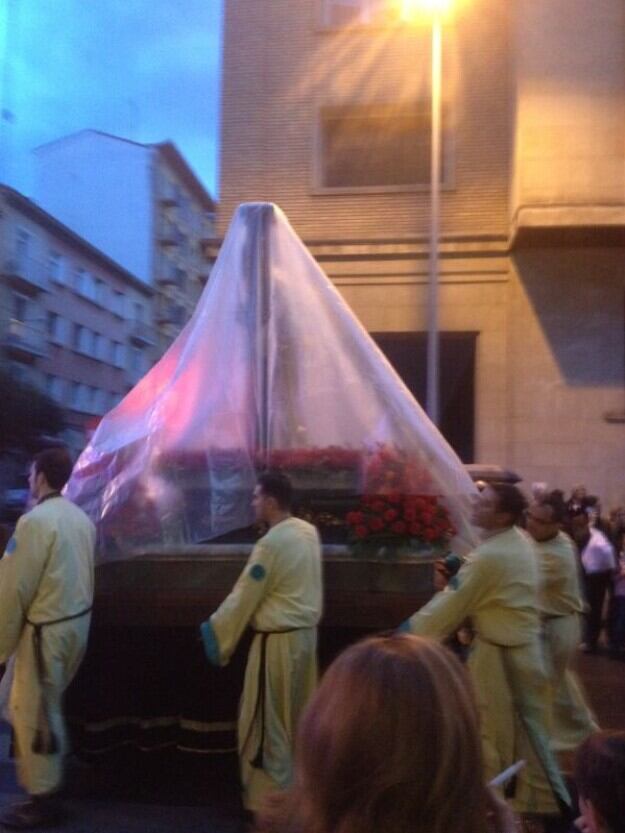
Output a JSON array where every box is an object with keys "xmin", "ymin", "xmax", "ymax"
[{"xmin": 399, "ymin": 0, "xmax": 456, "ymax": 426}]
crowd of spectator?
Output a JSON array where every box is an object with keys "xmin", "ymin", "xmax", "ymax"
[{"xmin": 533, "ymin": 484, "xmax": 625, "ymax": 658}]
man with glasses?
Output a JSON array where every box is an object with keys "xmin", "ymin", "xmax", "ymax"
[
  {"xmin": 526, "ymin": 493, "xmax": 598, "ymax": 753},
  {"xmin": 402, "ymin": 483, "xmax": 573, "ymax": 829}
]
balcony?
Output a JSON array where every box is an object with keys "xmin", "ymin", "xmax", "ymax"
[
  {"xmin": 129, "ymin": 320, "xmax": 157, "ymax": 347},
  {"xmin": 2, "ymin": 319, "xmax": 47, "ymax": 362},
  {"xmin": 2, "ymin": 257, "xmax": 47, "ymax": 294},
  {"xmin": 157, "ymin": 220, "xmax": 183, "ymax": 247},
  {"xmin": 156, "ymin": 303, "xmax": 185, "ymax": 326},
  {"xmin": 157, "ymin": 264, "xmax": 187, "ymax": 289},
  {"xmin": 158, "ymin": 187, "xmax": 178, "ymax": 208}
]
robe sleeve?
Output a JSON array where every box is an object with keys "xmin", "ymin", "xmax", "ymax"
[
  {"xmin": 403, "ymin": 552, "xmax": 496, "ymax": 639},
  {"xmin": 0, "ymin": 515, "xmax": 48, "ymax": 662},
  {"xmin": 200, "ymin": 542, "xmax": 275, "ymax": 666}
]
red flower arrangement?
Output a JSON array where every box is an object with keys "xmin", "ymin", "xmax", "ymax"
[{"xmin": 345, "ymin": 493, "xmax": 455, "ymax": 552}]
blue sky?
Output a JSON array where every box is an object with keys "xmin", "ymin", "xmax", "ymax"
[{"xmin": 0, "ymin": 0, "xmax": 223, "ymax": 197}]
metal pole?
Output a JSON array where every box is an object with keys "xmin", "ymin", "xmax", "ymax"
[{"xmin": 426, "ymin": 16, "xmax": 442, "ymax": 425}]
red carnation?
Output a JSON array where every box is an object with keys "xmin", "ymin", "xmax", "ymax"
[
  {"xmin": 409, "ymin": 522, "xmax": 422, "ymax": 536},
  {"xmin": 369, "ymin": 517, "xmax": 385, "ymax": 532},
  {"xmin": 391, "ymin": 520, "xmax": 407, "ymax": 535},
  {"xmin": 355, "ymin": 525, "xmax": 368, "ymax": 539},
  {"xmin": 404, "ymin": 507, "xmax": 416, "ymax": 521},
  {"xmin": 384, "ymin": 508, "xmax": 399, "ymax": 522},
  {"xmin": 424, "ymin": 528, "xmax": 436, "ymax": 541}
]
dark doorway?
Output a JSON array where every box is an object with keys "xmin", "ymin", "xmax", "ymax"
[{"xmin": 372, "ymin": 331, "xmax": 477, "ymax": 462}]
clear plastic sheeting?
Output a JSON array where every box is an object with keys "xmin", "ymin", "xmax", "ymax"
[{"xmin": 65, "ymin": 203, "xmax": 478, "ymax": 561}]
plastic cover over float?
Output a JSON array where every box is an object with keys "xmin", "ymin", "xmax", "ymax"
[{"xmin": 65, "ymin": 203, "xmax": 478, "ymax": 561}]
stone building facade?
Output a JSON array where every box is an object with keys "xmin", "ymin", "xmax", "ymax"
[
  {"xmin": 0, "ymin": 185, "xmax": 155, "ymax": 452},
  {"xmin": 214, "ymin": 0, "xmax": 625, "ymax": 506}
]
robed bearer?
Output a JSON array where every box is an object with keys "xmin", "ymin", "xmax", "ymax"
[
  {"xmin": 525, "ymin": 491, "xmax": 598, "ymax": 752},
  {"xmin": 401, "ymin": 483, "xmax": 573, "ymax": 827},
  {"xmin": 200, "ymin": 472, "xmax": 323, "ymax": 813},
  {"xmin": 0, "ymin": 449, "xmax": 95, "ymax": 829}
]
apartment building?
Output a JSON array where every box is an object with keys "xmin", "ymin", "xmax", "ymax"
[
  {"xmin": 214, "ymin": 0, "xmax": 625, "ymax": 506},
  {"xmin": 0, "ymin": 185, "xmax": 155, "ymax": 452},
  {"xmin": 33, "ymin": 131, "xmax": 216, "ymax": 355}
]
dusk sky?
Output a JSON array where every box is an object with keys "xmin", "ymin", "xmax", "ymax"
[{"xmin": 0, "ymin": 0, "xmax": 224, "ymax": 198}]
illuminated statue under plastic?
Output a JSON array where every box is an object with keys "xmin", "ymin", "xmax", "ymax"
[{"xmin": 65, "ymin": 203, "xmax": 478, "ymax": 561}]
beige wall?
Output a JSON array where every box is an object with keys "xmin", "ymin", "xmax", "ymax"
[
  {"xmin": 508, "ymin": 249, "xmax": 625, "ymax": 506},
  {"xmin": 512, "ymin": 0, "xmax": 625, "ymax": 235}
]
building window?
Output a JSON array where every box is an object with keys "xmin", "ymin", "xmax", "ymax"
[
  {"xmin": 48, "ymin": 251, "xmax": 63, "ymax": 283},
  {"xmin": 91, "ymin": 331, "xmax": 101, "ymax": 358},
  {"xmin": 15, "ymin": 229, "xmax": 31, "ymax": 262},
  {"xmin": 110, "ymin": 340, "xmax": 124, "ymax": 368},
  {"xmin": 95, "ymin": 278, "xmax": 107, "ymax": 306},
  {"xmin": 46, "ymin": 375, "xmax": 64, "ymax": 402},
  {"xmin": 46, "ymin": 311, "xmax": 65, "ymax": 344},
  {"xmin": 130, "ymin": 345, "xmax": 142, "ymax": 372},
  {"xmin": 322, "ymin": 0, "xmax": 394, "ymax": 27},
  {"xmin": 72, "ymin": 323, "xmax": 84, "ymax": 352},
  {"xmin": 133, "ymin": 301, "xmax": 145, "ymax": 322},
  {"xmin": 13, "ymin": 293, "xmax": 28, "ymax": 321},
  {"xmin": 73, "ymin": 268, "xmax": 86, "ymax": 295},
  {"xmin": 318, "ymin": 104, "xmax": 450, "ymax": 190},
  {"xmin": 83, "ymin": 272, "xmax": 98, "ymax": 302},
  {"xmin": 113, "ymin": 291, "xmax": 126, "ymax": 318},
  {"xmin": 70, "ymin": 382, "xmax": 81, "ymax": 410}
]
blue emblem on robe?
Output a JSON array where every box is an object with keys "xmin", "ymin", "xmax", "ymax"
[
  {"xmin": 5, "ymin": 537, "xmax": 17, "ymax": 555},
  {"xmin": 250, "ymin": 563, "xmax": 266, "ymax": 581}
]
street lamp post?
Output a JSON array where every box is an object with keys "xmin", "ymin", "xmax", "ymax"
[
  {"xmin": 427, "ymin": 15, "xmax": 442, "ymax": 426},
  {"xmin": 400, "ymin": 0, "xmax": 453, "ymax": 426}
]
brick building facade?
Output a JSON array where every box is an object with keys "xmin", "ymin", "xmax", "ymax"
[{"xmin": 215, "ymin": 0, "xmax": 625, "ymax": 506}]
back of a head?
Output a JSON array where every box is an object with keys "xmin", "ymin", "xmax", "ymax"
[
  {"xmin": 289, "ymin": 635, "xmax": 487, "ymax": 833},
  {"xmin": 34, "ymin": 447, "xmax": 73, "ymax": 492},
  {"xmin": 575, "ymin": 731, "xmax": 625, "ymax": 833},
  {"xmin": 257, "ymin": 470, "xmax": 293, "ymax": 511},
  {"xmin": 490, "ymin": 482, "xmax": 528, "ymax": 525}
]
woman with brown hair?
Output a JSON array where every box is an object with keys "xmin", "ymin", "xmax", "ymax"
[{"xmin": 257, "ymin": 634, "xmax": 516, "ymax": 833}]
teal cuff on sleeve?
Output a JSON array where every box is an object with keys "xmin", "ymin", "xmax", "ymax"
[
  {"xmin": 397, "ymin": 618, "xmax": 412, "ymax": 634},
  {"xmin": 200, "ymin": 619, "xmax": 221, "ymax": 666}
]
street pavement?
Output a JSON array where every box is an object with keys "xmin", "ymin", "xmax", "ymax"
[
  {"xmin": 0, "ymin": 725, "xmax": 246, "ymax": 832},
  {"xmin": 1, "ymin": 650, "xmax": 624, "ymax": 832}
]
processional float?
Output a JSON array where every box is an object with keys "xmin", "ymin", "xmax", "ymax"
[
  {"xmin": 63, "ymin": 203, "xmax": 479, "ymax": 754},
  {"xmin": 66, "ymin": 202, "xmax": 477, "ymax": 572}
]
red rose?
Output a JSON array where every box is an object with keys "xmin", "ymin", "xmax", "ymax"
[
  {"xmin": 424, "ymin": 528, "xmax": 435, "ymax": 541},
  {"xmin": 391, "ymin": 520, "xmax": 407, "ymax": 535},
  {"xmin": 409, "ymin": 522, "xmax": 422, "ymax": 536},
  {"xmin": 404, "ymin": 507, "xmax": 416, "ymax": 521},
  {"xmin": 384, "ymin": 508, "xmax": 399, "ymax": 522},
  {"xmin": 346, "ymin": 511, "xmax": 364, "ymax": 526},
  {"xmin": 355, "ymin": 525, "xmax": 368, "ymax": 539},
  {"xmin": 369, "ymin": 517, "xmax": 385, "ymax": 532},
  {"xmin": 372, "ymin": 500, "xmax": 387, "ymax": 513}
]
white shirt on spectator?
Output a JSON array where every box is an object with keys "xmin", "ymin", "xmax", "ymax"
[{"xmin": 580, "ymin": 528, "xmax": 615, "ymax": 574}]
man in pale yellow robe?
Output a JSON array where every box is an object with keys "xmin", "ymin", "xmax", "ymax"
[
  {"xmin": 0, "ymin": 448, "xmax": 95, "ymax": 829},
  {"xmin": 200, "ymin": 472, "xmax": 322, "ymax": 813},
  {"xmin": 402, "ymin": 484, "xmax": 573, "ymax": 824},
  {"xmin": 526, "ymin": 494, "xmax": 598, "ymax": 752}
]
